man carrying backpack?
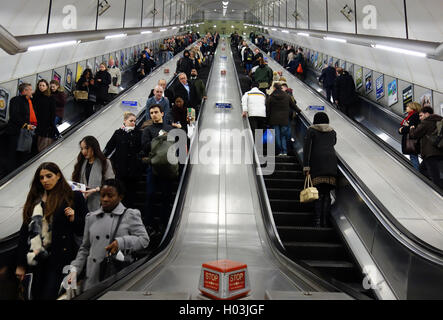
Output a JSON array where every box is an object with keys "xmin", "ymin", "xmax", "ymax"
[
  {"xmin": 409, "ymin": 106, "xmax": 443, "ymax": 188},
  {"xmin": 141, "ymin": 104, "xmax": 182, "ymax": 231}
]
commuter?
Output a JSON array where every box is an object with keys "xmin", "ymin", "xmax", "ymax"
[
  {"xmin": 76, "ymin": 68, "xmax": 95, "ymax": 118},
  {"xmin": 94, "ymin": 63, "xmax": 112, "ymax": 107},
  {"xmin": 141, "ymin": 105, "xmax": 181, "ymax": 230},
  {"xmin": 253, "ymin": 48, "xmax": 263, "ymax": 67},
  {"xmin": 253, "ymin": 57, "xmax": 274, "ymax": 94},
  {"xmin": 68, "ymin": 179, "xmax": 149, "ymax": 291},
  {"xmin": 319, "ymin": 63, "xmax": 337, "ymax": 103},
  {"xmin": 409, "ymin": 107, "xmax": 443, "ymax": 188},
  {"xmin": 242, "ymin": 82, "xmax": 267, "ymax": 139},
  {"xmin": 293, "ymin": 48, "xmax": 306, "ymax": 81},
  {"xmin": 136, "ymin": 53, "xmax": 152, "ymax": 81},
  {"xmin": 266, "ymin": 83, "xmax": 301, "ymax": 156},
  {"xmin": 333, "ymin": 68, "xmax": 358, "ymax": 117},
  {"xmin": 279, "ymin": 44, "xmax": 287, "ymax": 66},
  {"xmin": 149, "ymin": 79, "xmax": 175, "ymax": 104},
  {"xmin": 16, "ymin": 162, "xmax": 88, "ymax": 299},
  {"xmin": 176, "ymin": 50, "xmax": 193, "ymax": 79},
  {"xmin": 303, "ymin": 112, "xmax": 338, "ymax": 227},
  {"xmin": 189, "ymin": 50, "xmax": 200, "ymax": 72},
  {"xmin": 145, "ymin": 85, "xmax": 171, "ymax": 123},
  {"xmin": 33, "ymin": 79, "xmax": 57, "ymax": 152},
  {"xmin": 72, "ymin": 136, "xmax": 115, "ymax": 212},
  {"xmin": 49, "ymin": 80, "xmax": 67, "ymax": 127},
  {"xmin": 243, "ymin": 45, "xmax": 255, "ymax": 74},
  {"xmin": 171, "ymin": 97, "xmax": 189, "ymax": 134},
  {"xmin": 107, "ymin": 58, "xmax": 122, "ymax": 101},
  {"xmin": 104, "ymin": 112, "xmax": 142, "ymax": 209},
  {"xmin": 398, "ymin": 102, "xmax": 422, "ymax": 170},
  {"xmin": 5, "ymin": 83, "xmax": 37, "ymax": 173},
  {"xmin": 189, "ymin": 68, "xmax": 207, "ymax": 113},
  {"xmin": 287, "ymin": 47, "xmax": 296, "ymax": 64},
  {"xmin": 174, "ymin": 73, "xmax": 198, "ymax": 110}
]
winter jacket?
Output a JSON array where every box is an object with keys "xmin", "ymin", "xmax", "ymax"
[
  {"xmin": 399, "ymin": 111, "xmax": 420, "ymax": 155},
  {"xmin": 409, "ymin": 114, "xmax": 443, "ymax": 159},
  {"xmin": 104, "ymin": 128, "xmax": 142, "ymax": 179},
  {"xmin": 253, "ymin": 65, "xmax": 274, "ymax": 89},
  {"xmin": 141, "ymin": 122, "xmax": 174, "ymax": 154},
  {"xmin": 6, "ymin": 95, "xmax": 30, "ymax": 136},
  {"xmin": 333, "ymin": 72, "xmax": 358, "ymax": 105},
  {"xmin": 174, "ymin": 81, "xmax": 199, "ymax": 109},
  {"xmin": 70, "ymin": 203, "xmax": 149, "ymax": 291},
  {"xmin": 145, "ymin": 96, "xmax": 171, "ymax": 123},
  {"xmin": 189, "ymin": 77, "xmax": 206, "ymax": 102},
  {"xmin": 107, "ymin": 66, "xmax": 122, "ymax": 94},
  {"xmin": 303, "ymin": 124, "xmax": 338, "ymax": 182},
  {"xmin": 94, "ymin": 70, "xmax": 111, "ymax": 103},
  {"xmin": 319, "ymin": 66, "xmax": 337, "ymax": 89},
  {"xmin": 33, "ymin": 92, "xmax": 57, "ymax": 138},
  {"xmin": 242, "ymin": 87, "xmax": 266, "ymax": 118},
  {"xmin": 51, "ymin": 91, "xmax": 67, "ymax": 119},
  {"xmin": 176, "ymin": 56, "xmax": 194, "ymax": 78},
  {"xmin": 266, "ymin": 90, "xmax": 300, "ymax": 126}
]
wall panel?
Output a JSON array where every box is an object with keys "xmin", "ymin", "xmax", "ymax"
[
  {"xmin": 279, "ymin": 0, "xmax": 287, "ymax": 28},
  {"xmin": 406, "ymin": 0, "xmax": 443, "ymax": 43},
  {"xmin": 0, "ymin": 0, "xmax": 50, "ymax": 36},
  {"xmin": 287, "ymin": 0, "xmax": 297, "ymax": 29},
  {"xmin": 309, "ymin": 0, "xmax": 327, "ymax": 31},
  {"xmin": 49, "ymin": 0, "xmax": 97, "ymax": 33},
  {"xmin": 328, "ymin": 0, "xmax": 356, "ymax": 34},
  {"xmin": 297, "ymin": 0, "xmax": 309, "ymax": 29},
  {"xmin": 124, "ymin": 0, "xmax": 143, "ymax": 28},
  {"xmin": 154, "ymin": 0, "xmax": 164, "ymax": 27},
  {"xmin": 142, "ymin": 0, "xmax": 155, "ymax": 27},
  {"xmin": 97, "ymin": 0, "xmax": 125, "ymax": 30}
]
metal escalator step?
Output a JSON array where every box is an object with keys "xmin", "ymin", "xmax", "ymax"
[
  {"xmin": 273, "ymin": 212, "xmax": 315, "ymax": 226},
  {"xmin": 277, "ymin": 226, "xmax": 340, "ymax": 243},
  {"xmin": 301, "ymin": 260, "xmax": 355, "ymax": 269},
  {"xmin": 301, "ymin": 260, "xmax": 361, "ymax": 283},
  {"xmin": 267, "ymin": 188, "xmax": 301, "ymax": 200},
  {"xmin": 273, "ymin": 162, "xmax": 302, "ymax": 171},
  {"xmin": 269, "ymin": 170, "xmax": 304, "ymax": 179},
  {"xmin": 270, "ymin": 199, "xmax": 314, "ymax": 212},
  {"xmin": 264, "ymin": 178, "xmax": 304, "ymax": 188},
  {"xmin": 284, "ymin": 242, "xmax": 348, "ymax": 260}
]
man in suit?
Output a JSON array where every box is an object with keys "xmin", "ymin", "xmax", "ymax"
[
  {"xmin": 173, "ymin": 73, "xmax": 198, "ymax": 110},
  {"xmin": 6, "ymin": 83, "xmax": 37, "ymax": 173},
  {"xmin": 319, "ymin": 63, "xmax": 337, "ymax": 103}
]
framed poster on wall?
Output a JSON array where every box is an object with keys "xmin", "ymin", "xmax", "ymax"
[
  {"xmin": 356, "ymin": 67, "xmax": 363, "ymax": 90},
  {"xmin": 388, "ymin": 79, "xmax": 398, "ymax": 107},
  {"xmin": 420, "ymin": 91, "xmax": 432, "ymax": 108},
  {"xmin": 65, "ymin": 67, "xmax": 73, "ymax": 92},
  {"xmin": 52, "ymin": 71, "xmax": 61, "ymax": 83},
  {"xmin": 365, "ymin": 71, "xmax": 373, "ymax": 94},
  {"xmin": 376, "ymin": 75, "xmax": 384, "ymax": 100},
  {"xmin": 402, "ymin": 85, "xmax": 413, "ymax": 111},
  {"xmin": 0, "ymin": 87, "xmax": 10, "ymax": 121}
]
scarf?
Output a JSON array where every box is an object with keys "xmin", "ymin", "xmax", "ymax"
[
  {"xmin": 123, "ymin": 126, "xmax": 135, "ymax": 133},
  {"xmin": 27, "ymin": 202, "xmax": 52, "ymax": 266},
  {"xmin": 401, "ymin": 111, "xmax": 415, "ymax": 126}
]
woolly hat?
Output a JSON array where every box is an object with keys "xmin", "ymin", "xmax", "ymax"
[{"xmin": 313, "ymin": 112, "xmax": 330, "ymax": 125}]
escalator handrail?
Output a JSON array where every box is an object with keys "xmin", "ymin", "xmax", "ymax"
[{"xmin": 250, "ymin": 41, "xmax": 443, "ymax": 258}]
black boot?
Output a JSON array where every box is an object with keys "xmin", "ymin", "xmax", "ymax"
[
  {"xmin": 313, "ymin": 196, "xmax": 323, "ymax": 228},
  {"xmin": 321, "ymin": 192, "xmax": 332, "ymax": 228}
]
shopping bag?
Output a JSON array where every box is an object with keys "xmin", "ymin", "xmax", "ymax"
[
  {"xmin": 300, "ymin": 174, "xmax": 319, "ymax": 203},
  {"xmin": 73, "ymin": 90, "xmax": 88, "ymax": 101},
  {"xmin": 16, "ymin": 128, "xmax": 33, "ymax": 153}
]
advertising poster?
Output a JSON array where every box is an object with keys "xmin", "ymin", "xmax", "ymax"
[
  {"xmin": 0, "ymin": 87, "xmax": 10, "ymax": 121},
  {"xmin": 120, "ymin": 51, "xmax": 125, "ymax": 68},
  {"xmin": 17, "ymin": 79, "xmax": 23, "ymax": 95},
  {"xmin": 329, "ymin": 56, "xmax": 333, "ymax": 66},
  {"xmin": 52, "ymin": 71, "xmax": 61, "ymax": 83},
  {"xmin": 365, "ymin": 71, "xmax": 373, "ymax": 94},
  {"xmin": 341, "ymin": 60, "xmax": 346, "ymax": 70},
  {"xmin": 376, "ymin": 75, "xmax": 384, "ymax": 100},
  {"xmin": 317, "ymin": 53, "xmax": 323, "ymax": 69},
  {"xmin": 76, "ymin": 64, "xmax": 83, "ymax": 82},
  {"xmin": 388, "ymin": 79, "xmax": 398, "ymax": 107},
  {"xmin": 314, "ymin": 52, "xmax": 319, "ymax": 66},
  {"xmin": 402, "ymin": 85, "xmax": 414, "ymax": 111},
  {"xmin": 356, "ymin": 67, "xmax": 363, "ymax": 90},
  {"xmin": 420, "ymin": 91, "xmax": 432, "ymax": 108},
  {"xmin": 65, "ymin": 68, "xmax": 73, "ymax": 92}
]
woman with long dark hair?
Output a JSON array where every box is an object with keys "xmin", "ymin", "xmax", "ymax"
[
  {"xmin": 104, "ymin": 112, "xmax": 142, "ymax": 208},
  {"xmin": 76, "ymin": 68, "xmax": 95, "ymax": 118},
  {"xmin": 34, "ymin": 79, "xmax": 57, "ymax": 152},
  {"xmin": 15, "ymin": 162, "xmax": 88, "ymax": 299},
  {"xmin": 94, "ymin": 63, "xmax": 111, "ymax": 107},
  {"xmin": 72, "ymin": 136, "xmax": 115, "ymax": 212}
]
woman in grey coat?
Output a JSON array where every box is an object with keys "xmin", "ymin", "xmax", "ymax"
[
  {"xmin": 72, "ymin": 136, "xmax": 115, "ymax": 212},
  {"xmin": 68, "ymin": 179, "xmax": 149, "ymax": 291}
]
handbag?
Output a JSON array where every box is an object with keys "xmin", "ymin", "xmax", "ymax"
[
  {"xmin": 88, "ymin": 92, "xmax": 97, "ymax": 103},
  {"xmin": 16, "ymin": 128, "xmax": 33, "ymax": 153},
  {"xmin": 297, "ymin": 63, "xmax": 304, "ymax": 74},
  {"xmin": 403, "ymin": 133, "xmax": 419, "ymax": 155},
  {"xmin": 99, "ymin": 209, "xmax": 130, "ymax": 282},
  {"xmin": 73, "ymin": 90, "xmax": 88, "ymax": 101},
  {"xmin": 300, "ymin": 174, "xmax": 319, "ymax": 203}
]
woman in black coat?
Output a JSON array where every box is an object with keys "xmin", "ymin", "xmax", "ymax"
[
  {"xmin": 398, "ymin": 102, "xmax": 421, "ymax": 170},
  {"xmin": 303, "ymin": 112, "xmax": 338, "ymax": 227},
  {"xmin": 33, "ymin": 80, "xmax": 57, "ymax": 152},
  {"xmin": 76, "ymin": 68, "xmax": 95, "ymax": 118},
  {"xmin": 16, "ymin": 162, "xmax": 88, "ymax": 300},
  {"xmin": 103, "ymin": 112, "xmax": 142, "ymax": 208},
  {"xmin": 94, "ymin": 63, "xmax": 111, "ymax": 106}
]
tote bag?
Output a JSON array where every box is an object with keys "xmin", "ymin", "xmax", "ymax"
[
  {"xmin": 300, "ymin": 174, "xmax": 319, "ymax": 203},
  {"xmin": 16, "ymin": 128, "xmax": 33, "ymax": 153}
]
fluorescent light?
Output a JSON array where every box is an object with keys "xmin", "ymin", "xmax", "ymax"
[
  {"xmin": 105, "ymin": 33, "xmax": 127, "ymax": 39},
  {"xmin": 271, "ymin": 28, "xmax": 277, "ymax": 31},
  {"xmin": 28, "ymin": 40, "xmax": 80, "ymax": 51},
  {"xmin": 298, "ymin": 32, "xmax": 310, "ymax": 37},
  {"xmin": 324, "ymin": 37, "xmax": 346, "ymax": 43},
  {"xmin": 141, "ymin": 30, "xmax": 152, "ymax": 34},
  {"xmin": 160, "ymin": 28, "xmax": 168, "ymax": 32},
  {"xmin": 172, "ymin": 27, "xmax": 177, "ymax": 29},
  {"xmin": 281, "ymin": 30, "xmax": 289, "ymax": 33},
  {"xmin": 371, "ymin": 44, "xmax": 427, "ymax": 58}
]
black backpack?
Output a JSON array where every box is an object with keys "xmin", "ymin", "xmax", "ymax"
[{"xmin": 246, "ymin": 49, "xmax": 254, "ymax": 62}]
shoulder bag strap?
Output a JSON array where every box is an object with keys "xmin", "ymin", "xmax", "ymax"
[{"xmin": 109, "ymin": 209, "xmax": 127, "ymax": 245}]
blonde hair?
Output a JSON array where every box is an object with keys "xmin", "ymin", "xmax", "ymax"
[
  {"xmin": 407, "ymin": 102, "xmax": 422, "ymax": 113},
  {"xmin": 124, "ymin": 112, "xmax": 136, "ymax": 120}
]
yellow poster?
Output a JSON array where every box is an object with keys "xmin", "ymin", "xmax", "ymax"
[{"xmin": 76, "ymin": 64, "xmax": 83, "ymax": 83}]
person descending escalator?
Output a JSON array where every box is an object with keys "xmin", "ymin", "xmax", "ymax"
[
  {"xmin": 398, "ymin": 102, "xmax": 422, "ymax": 171},
  {"xmin": 303, "ymin": 112, "xmax": 338, "ymax": 228},
  {"xmin": 333, "ymin": 68, "xmax": 358, "ymax": 117}
]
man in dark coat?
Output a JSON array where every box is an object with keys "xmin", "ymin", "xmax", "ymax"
[
  {"xmin": 175, "ymin": 50, "xmax": 193, "ymax": 78},
  {"xmin": 319, "ymin": 64, "xmax": 337, "ymax": 103},
  {"xmin": 5, "ymin": 83, "xmax": 37, "ymax": 173},
  {"xmin": 409, "ymin": 107, "xmax": 443, "ymax": 188},
  {"xmin": 333, "ymin": 68, "xmax": 358, "ymax": 116},
  {"xmin": 149, "ymin": 79, "xmax": 175, "ymax": 104},
  {"xmin": 173, "ymin": 73, "xmax": 198, "ymax": 110}
]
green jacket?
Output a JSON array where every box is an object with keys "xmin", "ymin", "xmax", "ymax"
[
  {"xmin": 253, "ymin": 65, "xmax": 273, "ymax": 88},
  {"xmin": 190, "ymin": 77, "xmax": 206, "ymax": 101}
]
